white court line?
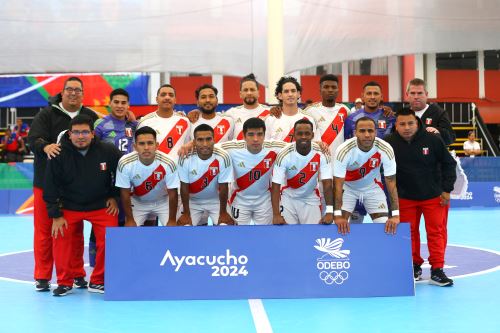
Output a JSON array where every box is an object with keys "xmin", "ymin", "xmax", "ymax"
[{"xmin": 248, "ymin": 299, "xmax": 273, "ymax": 333}]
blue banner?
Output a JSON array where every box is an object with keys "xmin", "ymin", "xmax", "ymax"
[
  {"xmin": 452, "ymin": 181, "xmax": 500, "ymax": 207},
  {"xmin": 105, "ymin": 224, "xmax": 414, "ymax": 300}
]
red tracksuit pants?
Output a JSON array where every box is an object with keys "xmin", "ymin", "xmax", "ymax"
[
  {"xmin": 53, "ymin": 208, "xmax": 117, "ymax": 286},
  {"xmin": 33, "ymin": 187, "xmax": 85, "ymax": 280},
  {"xmin": 399, "ymin": 196, "xmax": 449, "ymax": 269}
]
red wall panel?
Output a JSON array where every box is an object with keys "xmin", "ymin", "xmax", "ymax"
[
  {"xmin": 436, "ymin": 70, "xmax": 478, "ymax": 101},
  {"xmin": 170, "ymin": 76, "xmax": 212, "ymax": 104},
  {"xmin": 485, "ymin": 70, "xmax": 500, "ymax": 102}
]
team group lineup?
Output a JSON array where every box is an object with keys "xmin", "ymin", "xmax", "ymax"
[{"xmin": 27, "ymin": 74, "xmax": 458, "ymax": 296}]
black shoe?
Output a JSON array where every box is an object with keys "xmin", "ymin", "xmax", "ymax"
[
  {"xmin": 53, "ymin": 285, "xmax": 73, "ymax": 296},
  {"xmin": 429, "ymin": 268, "xmax": 454, "ymax": 287},
  {"xmin": 413, "ymin": 264, "xmax": 423, "ymax": 281},
  {"xmin": 73, "ymin": 277, "xmax": 88, "ymax": 289},
  {"xmin": 35, "ymin": 279, "xmax": 51, "ymax": 292},
  {"xmin": 88, "ymin": 283, "xmax": 105, "ymax": 294}
]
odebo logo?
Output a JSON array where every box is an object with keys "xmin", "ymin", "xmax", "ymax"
[
  {"xmin": 159, "ymin": 249, "xmax": 249, "ymax": 277},
  {"xmin": 315, "ymin": 238, "xmax": 351, "ymax": 285}
]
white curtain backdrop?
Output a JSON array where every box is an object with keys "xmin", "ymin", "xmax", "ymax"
[{"xmin": 1, "ymin": 0, "xmax": 500, "ymax": 85}]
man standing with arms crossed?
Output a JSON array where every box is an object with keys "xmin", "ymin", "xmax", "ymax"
[
  {"xmin": 385, "ymin": 108, "xmax": 456, "ymax": 286},
  {"xmin": 28, "ymin": 77, "xmax": 97, "ymax": 292}
]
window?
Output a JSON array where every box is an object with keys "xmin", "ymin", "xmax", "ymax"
[
  {"xmin": 436, "ymin": 52, "xmax": 478, "ymax": 70},
  {"xmin": 484, "ymin": 50, "xmax": 500, "ymax": 70}
]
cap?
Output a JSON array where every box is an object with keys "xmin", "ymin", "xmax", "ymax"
[{"xmin": 355, "ymin": 98, "xmax": 363, "ymax": 103}]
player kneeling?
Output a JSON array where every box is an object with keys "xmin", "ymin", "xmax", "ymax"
[
  {"xmin": 332, "ymin": 117, "xmax": 400, "ymax": 235},
  {"xmin": 177, "ymin": 124, "xmax": 234, "ymax": 226},
  {"xmin": 116, "ymin": 126, "xmax": 179, "ymax": 227}
]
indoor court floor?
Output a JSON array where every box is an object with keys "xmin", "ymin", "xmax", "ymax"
[{"xmin": 0, "ymin": 208, "xmax": 498, "ymax": 333}]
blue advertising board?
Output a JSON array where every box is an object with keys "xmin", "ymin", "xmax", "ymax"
[
  {"xmin": 451, "ymin": 181, "xmax": 500, "ymax": 208},
  {"xmin": 105, "ymin": 224, "xmax": 414, "ymax": 301}
]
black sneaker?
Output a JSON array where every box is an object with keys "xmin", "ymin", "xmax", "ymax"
[
  {"xmin": 73, "ymin": 277, "xmax": 88, "ymax": 289},
  {"xmin": 35, "ymin": 279, "xmax": 51, "ymax": 292},
  {"xmin": 53, "ymin": 285, "xmax": 73, "ymax": 296},
  {"xmin": 88, "ymin": 283, "xmax": 105, "ymax": 294},
  {"xmin": 430, "ymin": 268, "xmax": 454, "ymax": 287},
  {"xmin": 413, "ymin": 264, "xmax": 423, "ymax": 281}
]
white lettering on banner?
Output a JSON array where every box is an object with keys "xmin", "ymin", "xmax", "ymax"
[
  {"xmin": 494, "ymin": 186, "xmax": 500, "ymax": 203},
  {"xmin": 314, "ymin": 238, "xmax": 351, "ymax": 285},
  {"xmin": 159, "ymin": 249, "xmax": 249, "ymax": 277}
]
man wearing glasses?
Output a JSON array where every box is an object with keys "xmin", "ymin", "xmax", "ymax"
[
  {"xmin": 44, "ymin": 115, "xmax": 122, "ymax": 296},
  {"xmin": 28, "ymin": 77, "xmax": 98, "ymax": 293}
]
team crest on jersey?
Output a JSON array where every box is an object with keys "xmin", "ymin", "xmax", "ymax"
[
  {"xmin": 378, "ymin": 120, "xmax": 386, "ymax": 129},
  {"xmin": 216, "ymin": 125, "xmax": 226, "ymax": 134},
  {"xmin": 154, "ymin": 171, "xmax": 163, "ymax": 180},
  {"xmin": 125, "ymin": 128, "xmax": 133, "ymax": 137},
  {"xmin": 422, "ymin": 147, "xmax": 430, "ymax": 155},
  {"xmin": 176, "ymin": 125, "xmax": 185, "ymax": 134},
  {"xmin": 310, "ymin": 162, "xmax": 318, "ymax": 172},
  {"xmin": 210, "ymin": 167, "xmax": 219, "ymax": 176},
  {"xmin": 99, "ymin": 162, "xmax": 107, "ymax": 171},
  {"xmin": 264, "ymin": 159, "xmax": 272, "ymax": 169},
  {"xmin": 425, "ymin": 118, "xmax": 433, "ymax": 125},
  {"xmin": 369, "ymin": 158, "xmax": 379, "ymax": 168}
]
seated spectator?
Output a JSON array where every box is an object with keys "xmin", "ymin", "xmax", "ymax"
[
  {"xmin": 14, "ymin": 118, "xmax": 30, "ymax": 138},
  {"xmin": 0, "ymin": 128, "xmax": 26, "ymax": 162},
  {"xmin": 349, "ymin": 98, "xmax": 363, "ymax": 115},
  {"xmin": 463, "ymin": 131, "xmax": 481, "ymax": 158}
]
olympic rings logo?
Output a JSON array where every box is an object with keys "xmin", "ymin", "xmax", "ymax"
[{"xmin": 319, "ymin": 270, "xmax": 349, "ymax": 285}]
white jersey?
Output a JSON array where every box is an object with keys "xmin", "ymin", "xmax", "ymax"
[
  {"xmin": 137, "ymin": 111, "xmax": 191, "ymax": 161},
  {"xmin": 178, "ymin": 147, "xmax": 233, "ymax": 203},
  {"xmin": 191, "ymin": 113, "xmax": 235, "ymax": 143},
  {"xmin": 273, "ymin": 142, "xmax": 332, "ymax": 204},
  {"xmin": 220, "ymin": 140, "xmax": 287, "ymax": 209},
  {"xmin": 265, "ymin": 110, "xmax": 320, "ymax": 142},
  {"xmin": 333, "ymin": 137, "xmax": 396, "ymax": 190},
  {"xmin": 223, "ymin": 104, "xmax": 270, "ymax": 140},
  {"xmin": 304, "ymin": 102, "xmax": 349, "ymax": 158},
  {"xmin": 115, "ymin": 151, "xmax": 179, "ymax": 203}
]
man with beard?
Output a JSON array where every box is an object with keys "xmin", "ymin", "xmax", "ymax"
[
  {"xmin": 406, "ymin": 78, "xmax": 455, "ymax": 145},
  {"xmin": 271, "ymin": 119, "xmax": 333, "ymax": 225},
  {"xmin": 137, "ymin": 84, "xmax": 191, "ymax": 162},
  {"xmin": 177, "ymin": 124, "xmax": 234, "ymax": 226},
  {"xmin": 190, "ymin": 84, "xmax": 234, "ymax": 143},
  {"xmin": 44, "ymin": 115, "xmax": 121, "ymax": 296},
  {"xmin": 28, "ymin": 77, "xmax": 98, "ymax": 292}
]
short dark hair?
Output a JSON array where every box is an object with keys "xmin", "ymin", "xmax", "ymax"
[
  {"xmin": 243, "ymin": 117, "xmax": 266, "ymax": 134},
  {"xmin": 396, "ymin": 107, "xmax": 418, "ymax": 120},
  {"xmin": 110, "ymin": 88, "xmax": 129, "ymax": 102},
  {"xmin": 195, "ymin": 84, "xmax": 218, "ymax": 100},
  {"xmin": 134, "ymin": 126, "xmax": 156, "ymax": 141},
  {"xmin": 69, "ymin": 114, "xmax": 94, "ymax": 131},
  {"xmin": 157, "ymin": 84, "xmax": 176, "ymax": 97},
  {"xmin": 406, "ymin": 78, "xmax": 427, "ymax": 92},
  {"xmin": 193, "ymin": 124, "xmax": 214, "ymax": 137},
  {"xmin": 275, "ymin": 76, "xmax": 302, "ymax": 99},
  {"xmin": 320, "ymin": 74, "xmax": 339, "ymax": 85},
  {"xmin": 240, "ymin": 73, "xmax": 259, "ymax": 90},
  {"xmin": 363, "ymin": 81, "xmax": 381, "ymax": 90},
  {"xmin": 293, "ymin": 118, "xmax": 313, "ymax": 131},
  {"xmin": 64, "ymin": 76, "xmax": 83, "ymax": 90},
  {"xmin": 355, "ymin": 116, "xmax": 376, "ymax": 129}
]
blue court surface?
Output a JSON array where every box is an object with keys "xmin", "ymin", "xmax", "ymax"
[{"xmin": 0, "ymin": 208, "xmax": 498, "ymax": 333}]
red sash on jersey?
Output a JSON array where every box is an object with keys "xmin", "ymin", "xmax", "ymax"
[
  {"xmin": 236, "ymin": 109, "xmax": 270, "ymax": 140},
  {"xmin": 345, "ymin": 152, "xmax": 381, "ymax": 181},
  {"xmin": 286, "ymin": 153, "xmax": 321, "ymax": 189},
  {"xmin": 189, "ymin": 159, "xmax": 220, "ymax": 194},
  {"xmin": 213, "ymin": 118, "xmax": 231, "ymax": 143},
  {"xmin": 133, "ymin": 164, "xmax": 166, "ymax": 196},
  {"xmin": 321, "ymin": 107, "xmax": 347, "ymax": 145},
  {"xmin": 228, "ymin": 151, "xmax": 277, "ymax": 204},
  {"xmin": 159, "ymin": 118, "xmax": 189, "ymax": 154}
]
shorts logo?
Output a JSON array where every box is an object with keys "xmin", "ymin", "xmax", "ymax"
[
  {"xmin": 422, "ymin": 147, "xmax": 429, "ymax": 155},
  {"xmin": 216, "ymin": 125, "xmax": 226, "ymax": 134},
  {"xmin": 369, "ymin": 158, "xmax": 379, "ymax": 168},
  {"xmin": 377, "ymin": 120, "xmax": 386, "ymax": 129},
  {"xmin": 99, "ymin": 162, "xmax": 107, "ymax": 171},
  {"xmin": 315, "ymin": 238, "xmax": 351, "ymax": 285},
  {"xmin": 210, "ymin": 167, "xmax": 219, "ymax": 176},
  {"xmin": 425, "ymin": 118, "xmax": 433, "ymax": 125},
  {"xmin": 310, "ymin": 162, "xmax": 318, "ymax": 172},
  {"xmin": 154, "ymin": 171, "xmax": 163, "ymax": 180},
  {"xmin": 264, "ymin": 158, "xmax": 272, "ymax": 169},
  {"xmin": 125, "ymin": 128, "xmax": 133, "ymax": 137}
]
